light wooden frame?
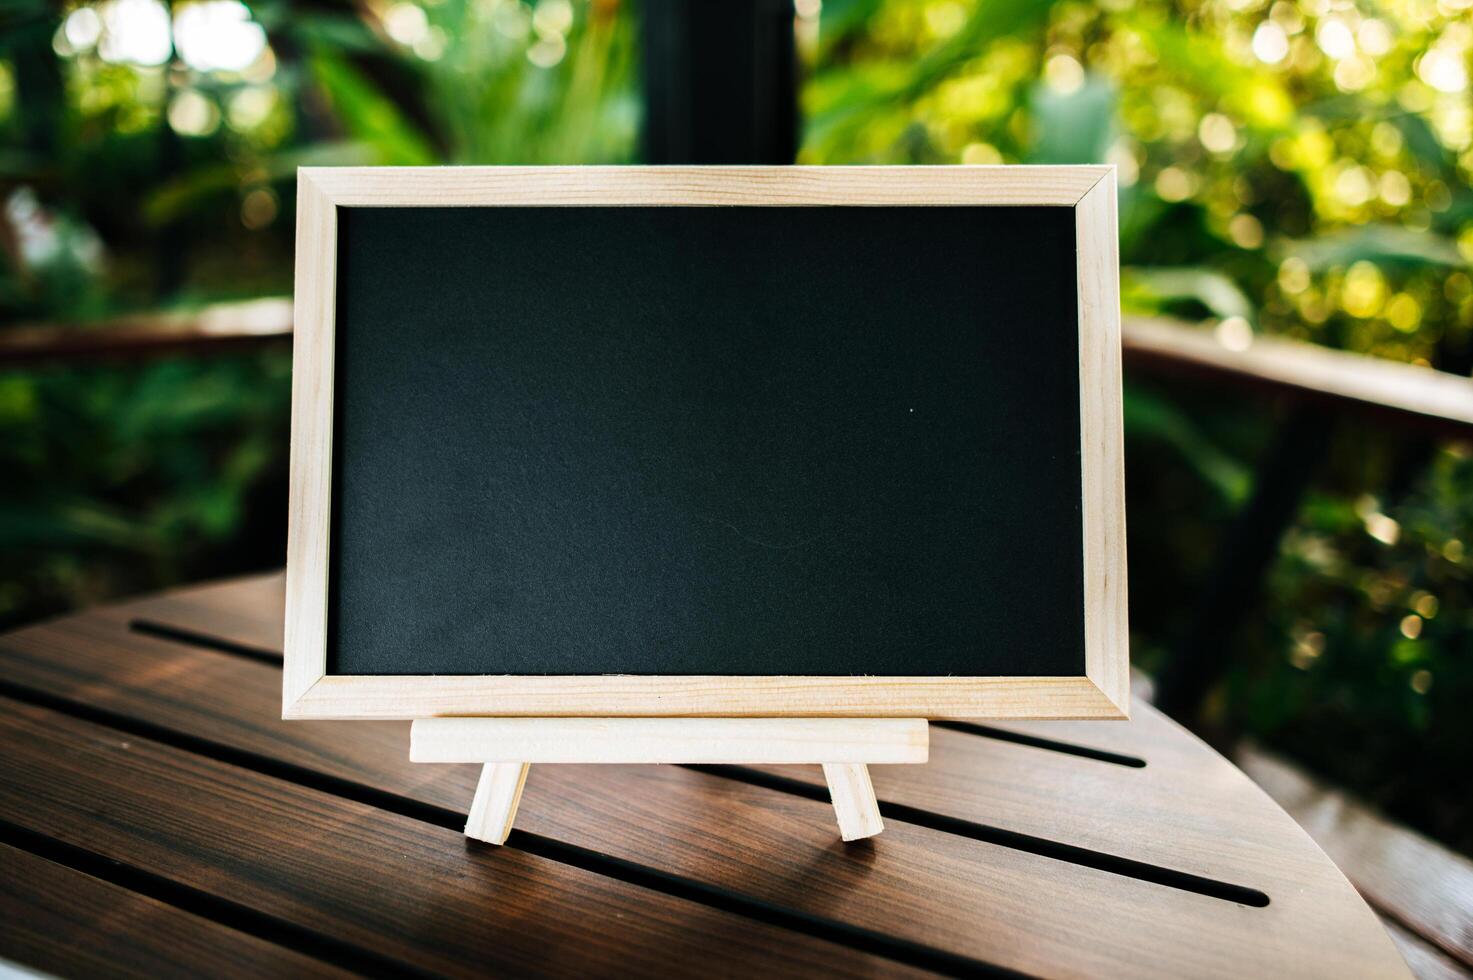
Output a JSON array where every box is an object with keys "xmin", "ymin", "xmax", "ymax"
[{"xmin": 284, "ymin": 166, "xmax": 1128, "ymax": 721}]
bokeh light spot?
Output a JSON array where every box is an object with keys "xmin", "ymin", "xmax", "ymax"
[
  {"xmin": 1253, "ymin": 22, "xmax": 1290, "ymax": 64},
  {"xmin": 1198, "ymin": 113, "xmax": 1237, "ymax": 154},
  {"xmin": 174, "ymin": 1, "xmax": 267, "ymax": 73},
  {"xmin": 167, "ymin": 89, "xmax": 219, "ymax": 136},
  {"xmin": 1316, "ymin": 18, "xmax": 1355, "ymax": 60},
  {"xmin": 1215, "ymin": 316, "xmax": 1254, "ymax": 351},
  {"xmin": 1044, "ymin": 53, "xmax": 1085, "ymax": 95},
  {"xmin": 97, "ymin": 0, "xmax": 172, "ymax": 66}
]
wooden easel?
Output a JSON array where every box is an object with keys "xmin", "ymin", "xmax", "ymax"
[{"xmin": 410, "ymin": 718, "xmax": 929, "ymax": 843}]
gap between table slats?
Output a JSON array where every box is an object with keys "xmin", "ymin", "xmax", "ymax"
[
  {"xmin": 103, "ymin": 577, "xmax": 1414, "ymax": 972},
  {"xmin": 0, "ymin": 583, "xmax": 1408, "ymax": 972},
  {"xmin": 0, "ymin": 838, "xmax": 356, "ymax": 980},
  {"xmin": 125, "ymin": 614, "xmax": 1265, "ymax": 905},
  {"xmin": 0, "ymin": 693, "xmax": 957, "ymax": 979},
  {"xmin": 0, "ymin": 662, "xmax": 1253, "ymax": 980},
  {"xmin": 0, "ymin": 614, "xmax": 1304, "ymax": 980}
]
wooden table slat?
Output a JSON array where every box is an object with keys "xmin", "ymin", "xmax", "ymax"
[
  {"xmin": 117, "ymin": 577, "xmax": 1400, "ymax": 905},
  {"xmin": 1, "ymin": 608, "xmax": 1293, "ymax": 978},
  {"xmin": 753, "ymin": 717, "xmax": 1353, "ymax": 901},
  {"xmin": 0, "ymin": 840, "xmax": 350, "ymax": 980},
  {"xmin": 1239, "ymin": 744, "xmax": 1473, "ymax": 969},
  {"xmin": 0, "ymin": 573, "xmax": 1415, "ymax": 979},
  {"xmin": 0, "ymin": 696, "xmax": 929, "ymax": 979}
]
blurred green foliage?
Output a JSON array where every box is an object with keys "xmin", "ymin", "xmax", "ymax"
[
  {"xmin": 1, "ymin": 0, "xmax": 1470, "ymax": 850},
  {"xmin": 798, "ymin": 0, "xmax": 1472, "ymax": 853},
  {"xmin": 0, "ymin": 353, "xmax": 290, "ymax": 619},
  {"xmin": 0, "ymin": 0, "xmax": 637, "ymax": 624}
]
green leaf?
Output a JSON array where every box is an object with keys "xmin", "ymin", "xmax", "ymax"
[
  {"xmin": 1133, "ymin": 20, "xmax": 1295, "ymax": 131},
  {"xmin": 1125, "ymin": 266, "xmax": 1257, "ymax": 323},
  {"xmin": 0, "ymin": 497, "xmax": 151, "ymax": 552},
  {"xmin": 1026, "ymin": 76, "xmax": 1115, "ymax": 165},
  {"xmin": 817, "ymin": 0, "xmax": 886, "ymax": 57},
  {"xmin": 1281, "ymin": 225, "xmax": 1465, "ymax": 271},
  {"xmin": 1123, "ymin": 387, "xmax": 1251, "ymax": 504},
  {"xmin": 305, "ymin": 47, "xmax": 438, "ymax": 166},
  {"xmin": 805, "ymin": 0, "xmax": 1057, "ymax": 156},
  {"xmin": 143, "ymin": 142, "xmax": 378, "ymax": 226}
]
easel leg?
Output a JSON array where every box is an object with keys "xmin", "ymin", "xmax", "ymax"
[
  {"xmin": 822, "ymin": 763, "xmax": 883, "ymax": 842},
  {"xmin": 465, "ymin": 762, "xmax": 530, "ymax": 845}
]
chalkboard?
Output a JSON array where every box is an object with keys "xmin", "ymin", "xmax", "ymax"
[{"xmin": 284, "ymin": 167, "xmax": 1128, "ymax": 720}]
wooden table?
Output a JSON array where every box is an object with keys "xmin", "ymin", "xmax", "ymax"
[{"xmin": 0, "ymin": 574, "xmax": 1410, "ymax": 978}]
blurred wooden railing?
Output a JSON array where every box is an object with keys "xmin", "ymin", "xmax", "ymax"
[
  {"xmin": 13, "ymin": 296, "xmax": 1467, "ymax": 727},
  {"xmin": 0, "ymin": 298, "xmax": 293, "ymax": 364},
  {"xmin": 1122, "ymin": 316, "xmax": 1473, "ymax": 438},
  {"xmin": 5, "ymin": 297, "xmax": 1471, "ymax": 435}
]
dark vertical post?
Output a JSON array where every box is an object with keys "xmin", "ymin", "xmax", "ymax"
[
  {"xmin": 640, "ymin": 0, "xmax": 798, "ymax": 165},
  {"xmin": 10, "ymin": 11, "xmax": 65, "ymax": 162},
  {"xmin": 1155, "ymin": 407, "xmax": 1334, "ymax": 723},
  {"xmin": 1159, "ymin": 327, "xmax": 1473, "ymax": 725}
]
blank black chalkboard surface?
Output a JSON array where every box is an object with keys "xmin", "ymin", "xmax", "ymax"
[{"xmin": 284, "ymin": 167, "xmax": 1128, "ymax": 722}]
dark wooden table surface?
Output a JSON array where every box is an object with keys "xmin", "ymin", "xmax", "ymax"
[{"xmin": 0, "ymin": 573, "xmax": 1411, "ymax": 978}]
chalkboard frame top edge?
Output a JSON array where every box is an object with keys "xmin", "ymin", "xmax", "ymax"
[
  {"xmin": 297, "ymin": 163, "xmax": 1113, "ymax": 208},
  {"xmin": 283, "ymin": 165, "xmax": 1128, "ymax": 722}
]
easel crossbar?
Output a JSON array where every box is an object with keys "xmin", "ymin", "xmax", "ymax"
[
  {"xmin": 409, "ymin": 717, "xmax": 928, "ymax": 844},
  {"xmin": 410, "ymin": 718, "xmax": 929, "ymax": 764}
]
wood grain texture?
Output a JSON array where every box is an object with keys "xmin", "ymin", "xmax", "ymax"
[
  {"xmin": 779, "ymin": 715, "xmax": 1323, "ymax": 874},
  {"xmin": 411, "ymin": 718, "xmax": 929, "ymax": 763},
  {"xmin": 1384, "ymin": 920, "xmax": 1473, "ymax": 980},
  {"xmin": 0, "ymin": 623, "xmax": 1223, "ymax": 978},
  {"xmin": 126, "ymin": 572, "xmax": 285, "ymax": 650},
  {"xmin": 0, "ymin": 842, "xmax": 348, "ymax": 980},
  {"xmin": 0, "ymin": 575, "xmax": 1413, "ymax": 978},
  {"xmin": 285, "ymin": 164, "xmax": 1129, "ymax": 721},
  {"xmin": 0, "ymin": 696, "xmax": 927, "ymax": 979},
  {"xmin": 1239, "ymin": 743, "xmax": 1473, "ymax": 970},
  {"xmin": 756, "ymin": 716, "xmax": 1412, "ymax": 976},
  {"xmin": 302, "ymin": 165, "xmax": 1109, "ymax": 207},
  {"xmin": 464, "ymin": 763, "xmax": 529, "ymax": 845},
  {"xmin": 290, "ymin": 673, "xmax": 1124, "ymax": 720},
  {"xmin": 824, "ymin": 763, "xmax": 884, "ymax": 841},
  {"xmin": 1, "ymin": 605, "xmax": 1172, "ymax": 976},
  {"xmin": 1074, "ymin": 170, "xmax": 1131, "ymax": 716},
  {"xmin": 284, "ymin": 170, "xmax": 336, "ymax": 714}
]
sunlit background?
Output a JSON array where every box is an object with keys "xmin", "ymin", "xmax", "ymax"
[{"xmin": 1, "ymin": 0, "xmax": 1470, "ymax": 863}]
